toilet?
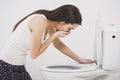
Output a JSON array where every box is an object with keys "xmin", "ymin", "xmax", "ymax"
[
  {"xmin": 101, "ymin": 25, "xmax": 120, "ymax": 70},
  {"xmin": 40, "ymin": 63, "xmax": 97, "ymax": 80}
]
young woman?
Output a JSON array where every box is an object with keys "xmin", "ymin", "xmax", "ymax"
[{"xmin": 0, "ymin": 4, "xmax": 95, "ymax": 80}]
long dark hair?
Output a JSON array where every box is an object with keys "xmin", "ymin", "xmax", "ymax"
[{"xmin": 12, "ymin": 4, "xmax": 82, "ymax": 32}]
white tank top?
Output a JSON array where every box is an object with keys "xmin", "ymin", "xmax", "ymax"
[{"xmin": 0, "ymin": 14, "xmax": 46, "ymax": 65}]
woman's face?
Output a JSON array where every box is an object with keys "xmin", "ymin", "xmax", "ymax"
[{"xmin": 56, "ymin": 22, "xmax": 79, "ymax": 32}]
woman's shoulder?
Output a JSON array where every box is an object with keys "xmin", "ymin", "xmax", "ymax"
[
  {"xmin": 27, "ymin": 14, "xmax": 47, "ymax": 30},
  {"xmin": 28, "ymin": 14, "xmax": 47, "ymax": 24},
  {"xmin": 27, "ymin": 14, "xmax": 47, "ymax": 26},
  {"xmin": 28, "ymin": 14, "xmax": 46, "ymax": 20}
]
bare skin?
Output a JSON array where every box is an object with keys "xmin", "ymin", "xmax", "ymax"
[{"xmin": 28, "ymin": 15, "xmax": 95, "ymax": 64}]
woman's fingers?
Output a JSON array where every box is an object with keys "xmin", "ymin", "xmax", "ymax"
[
  {"xmin": 87, "ymin": 60, "xmax": 96, "ymax": 64},
  {"xmin": 54, "ymin": 31, "xmax": 70, "ymax": 38},
  {"xmin": 78, "ymin": 59, "xmax": 96, "ymax": 64}
]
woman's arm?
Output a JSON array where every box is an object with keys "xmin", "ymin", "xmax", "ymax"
[
  {"xmin": 49, "ymin": 28, "xmax": 95, "ymax": 64},
  {"xmin": 28, "ymin": 16, "xmax": 69, "ymax": 59},
  {"xmin": 28, "ymin": 16, "xmax": 55, "ymax": 59}
]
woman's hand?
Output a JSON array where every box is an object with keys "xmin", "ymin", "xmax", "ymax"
[
  {"xmin": 53, "ymin": 31, "xmax": 70, "ymax": 38},
  {"xmin": 77, "ymin": 57, "xmax": 96, "ymax": 64}
]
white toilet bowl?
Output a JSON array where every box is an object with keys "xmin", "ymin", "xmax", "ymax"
[{"xmin": 40, "ymin": 63, "xmax": 97, "ymax": 80}]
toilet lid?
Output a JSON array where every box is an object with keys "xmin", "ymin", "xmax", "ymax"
[{"xmin": 40, "ymin": 63, "xmax": 97, "ymax": 73}]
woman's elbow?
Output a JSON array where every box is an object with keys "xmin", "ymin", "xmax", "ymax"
[
  {"xmin": 30, "ymin": 50, "xmax": 38, "ymax": 60},
  {"xmin": 53, "ymin": 42, "xmax": 61, "ymax": 49},
  {"xmin": 30, "ymin": 53, "xmax": 37, "ymax": 60}
]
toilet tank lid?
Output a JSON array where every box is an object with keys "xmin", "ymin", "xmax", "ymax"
[{"xmin": 102, "ymin": 25, "xmax": 120, "ymax": 32}]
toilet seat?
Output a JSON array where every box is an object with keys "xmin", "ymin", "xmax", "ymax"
[{"xmin": 40, "ymin": 63, "xmax": 97, "ymax": 73}]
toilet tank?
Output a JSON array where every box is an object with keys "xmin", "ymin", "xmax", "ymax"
[{"xmin": 101, "ymin": 25, "xmax": 120, "ymax": 70}]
